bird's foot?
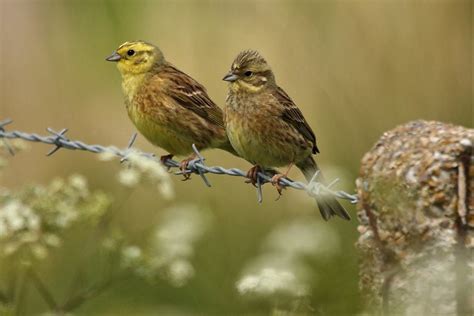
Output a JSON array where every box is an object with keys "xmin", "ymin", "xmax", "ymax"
[
  {"xmin": 179, "ymin": 154, "xmax": 196, "ymax": 181},
  {"xmin": 270, "ymin": 163, "xmax": 293, "ymax": 199},
  {"xmin": 245, "ymin": 165, "xmax": 262, "ymax": 187},
  {"xmin": 160, "ymin": 154, "xmax": 174, "ymax": 171},
  {"xmin": 271, "ymin": 173, "xmax": 286, "ymax": 199}
]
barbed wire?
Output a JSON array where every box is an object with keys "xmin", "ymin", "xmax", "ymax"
[{"xmin": 0, "ymin": 118, "xmax": 358, "ymax": 204}]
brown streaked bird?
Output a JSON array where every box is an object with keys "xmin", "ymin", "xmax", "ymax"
[
  {"xmin": 106, "ymin": 41, "xmax": 235, "ymax": 177},
  {"xmin": 223, "ymin": 50, "xmax": 350, "ymax": 221}
]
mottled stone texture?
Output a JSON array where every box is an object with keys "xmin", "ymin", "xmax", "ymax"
[{"xmin": 356, "ymin": 120, "xmax": 473, "ymax": 315}]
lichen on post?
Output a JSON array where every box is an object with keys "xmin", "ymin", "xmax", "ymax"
[{"xmin": 356, "ymin": 120, "xmax": 473, "ymax": 315}]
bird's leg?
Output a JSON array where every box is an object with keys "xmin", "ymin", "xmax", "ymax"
[
  {"xmin": 160, "ymin": 154, "xmax": 174, "ymax": 170},
  {"xmin": 179, "ymin": 153, "xmax": 197, "ymax": 181},
  {"xmin": 271, "ymin": 163, "xmax": 294, "ymax": 197},
  {"xmin": 245, "ymin": 165, "xmax": 262, "ymax": 187}
]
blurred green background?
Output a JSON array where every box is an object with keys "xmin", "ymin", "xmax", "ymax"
[{"xmin": 0, "ymin": 0, "xmax": 472, "ymax": 315}]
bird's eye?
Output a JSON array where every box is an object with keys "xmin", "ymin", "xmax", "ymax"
[
  {"xmin": 244, "ymin": 71, "xmax": 253, "ymax": 77},
  {"xmin": 127, "ymin": 49, "xmax": 135, "ymax": 56}
]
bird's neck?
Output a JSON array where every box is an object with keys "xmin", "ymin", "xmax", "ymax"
[
  {"xmin": 121, "ymin": 73, "xmax": 147, "ymax": 103},
  {"xmin": 230, "ymin": 81, "xmax": 262, "ymax": 94}
]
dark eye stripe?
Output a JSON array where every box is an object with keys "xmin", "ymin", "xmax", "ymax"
[{"xmin": 261, "ymin": 70, "xmax": 272, "ymax": 77}]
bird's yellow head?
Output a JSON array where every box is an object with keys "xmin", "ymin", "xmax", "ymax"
[
  {"xmin": 223, "ymin": 50, "xmax": 275, "ymax": 93},
  {"xmin": 106, "ymin": 41, "xmax": 165, "ymax": 75}
]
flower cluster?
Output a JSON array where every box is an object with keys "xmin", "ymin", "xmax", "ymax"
[
  {"xmin": 99, "ymin": 151, "xmax": 173, "ymax": 199},
  {"xmin": 0, "ymin": 174, "xmax": 111, "ymax": 260},
  {"xmin": 104, "ymin": 204, "xmax": 210, "ymax": 287},
  {"xmin": 0, "ymin": 138, "xmax": 207, "ymax": 312},
  {"xmin": 236, "ymin": 217, "xmax": 340, "ymax": 310}
]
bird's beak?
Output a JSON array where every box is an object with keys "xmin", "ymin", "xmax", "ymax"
[
  {"xmin": 223, "ymin": 72, "xmax": 238, "ymax": 82},
  {"xmin": 105, "ymin": 51, "xmax": 122, "ymax": 62}
]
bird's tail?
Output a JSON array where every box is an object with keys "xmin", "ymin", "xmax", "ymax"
[{"xmin": 296, "ymin": 156, "xmax": 350, "ymax": 221}]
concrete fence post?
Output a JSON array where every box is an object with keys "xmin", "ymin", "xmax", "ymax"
[{"xmin": 356, "ymin": 120, "xmax": 473, "ymax": 315}]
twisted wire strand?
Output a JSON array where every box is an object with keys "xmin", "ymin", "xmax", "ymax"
[{"xmin": 0, "ymin": 119, "xmax": 358, "ymax": 204}]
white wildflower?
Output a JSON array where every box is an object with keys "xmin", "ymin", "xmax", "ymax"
[
  {"xmin": 0, "ymin": 175, "xmax": 111, "ymax": 262},
  {"xmin": 111, "ymin": 152, "xmax": 174, "ymax": 197},
  {"xmin": 44, "ymin": 234, "xmax": 61, "ymax": 247},
  {"xmin": 31, "ymin": 244, "xmax": 48, "ymax": 259},
  {"xmin": 97, "ymin": 151, "xmax": 116, "ymax": 161},
  {"xmin": 237, "ymin": 275, "xmax": 259, "ymax": 293},
  {"xmin": 236, "ymin": 217, "xmax": 339, "ymax": 305},
  {"xmin": 121, "ymin": 245, "xmax": 143, "ymax": 267},
  {"xmin": 69, "ymin": 174, "xmax": 88, "ymax": 193},
  {"xmin": 134, "ymin": 205, "xmax": 210, "ymax": 286},
  {"xmin": 167, "ymin": 259, "xmax": 195, "ymax": 287},
  {"xmin": 237, "ymin": 268, "xmax": 308, "ymax": 297},
  {"xmin": 54, "ymin": 204, "xmax": 78, "ymax": 228},
  {"xmin": 3, "ymin": 200, "xmax": 24, "ymax": 227},
  {"xmin": 128, "ymin": 153, "xmax": 167, "ymax": 181},
  {"xmin": 8, "ymin": 215, "xmax": 25, "ymax": 231},
  {"xmin": 49, "ymin": 178, "xmax": 66, "ymax": 193},
  {"xmin": 265, "ymin": 218, "xmax": 340, "ymax": 258},
  {"xmin": 151, "ymin": 205, "xmax": 210, "ymax": 262},
  {"xmin": 118, "ymin": 168, "xmax": 141, "ymax": 187},
  {"xmin": 158, "ymin": 181, "xmax": 174, "ymax": 200},
  {"xmin": 1, "ymin": 200, "xmax": 40, "ymax": 234},
  {"xmin": 26, "ymin": 214, "xmax": 41, "ymax": 230},
  {"xmin": 156, "ymin": 205, "xmax": 209, "ymax": 242},
  {"xmin": 123, "ymin": 245, "xmax": 142, "ymax": 259}
]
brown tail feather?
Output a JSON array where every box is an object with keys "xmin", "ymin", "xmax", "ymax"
[{"xmin": 296, "ymin": 156, "xmax": 351, "ymax": 221}]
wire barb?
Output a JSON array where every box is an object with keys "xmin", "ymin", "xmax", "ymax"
[
  {"xmin": 190, "ymin": 144, "xmax": 211, "ymax": 187},
  {"xmin": 0, "ymin": 119, "xmax": 15, "ymax": 156},
  {"xmin": 120, "ymin": 132, "xmax": 138, "ymax": 163},
  {"xmin": 46, "ymin": 128, "xmax": 69, "ymax": 156},
  {"xmin": 0, "ymin": 119, "xmax": 359, "ymax": 204}
]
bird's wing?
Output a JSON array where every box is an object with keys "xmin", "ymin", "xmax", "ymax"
[
  {"xmin": 273, "ymin": 86, "xmax": 319, "ymax": 154},
  {"xmin": 162, "ymin": 64, "xmax": 224, "ymax": 128}
]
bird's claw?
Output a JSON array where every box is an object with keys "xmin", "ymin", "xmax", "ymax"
[
  {"xmin": 245, "ymin": 165, "xmax": 261, "ymax": 187},
  {"xmin": 271, "ymin": 174, "xmax": 286, "ymax": 199},
  {"xmin": 179, "ymin": 156, "xmax": 195, "ymax": 181}
]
